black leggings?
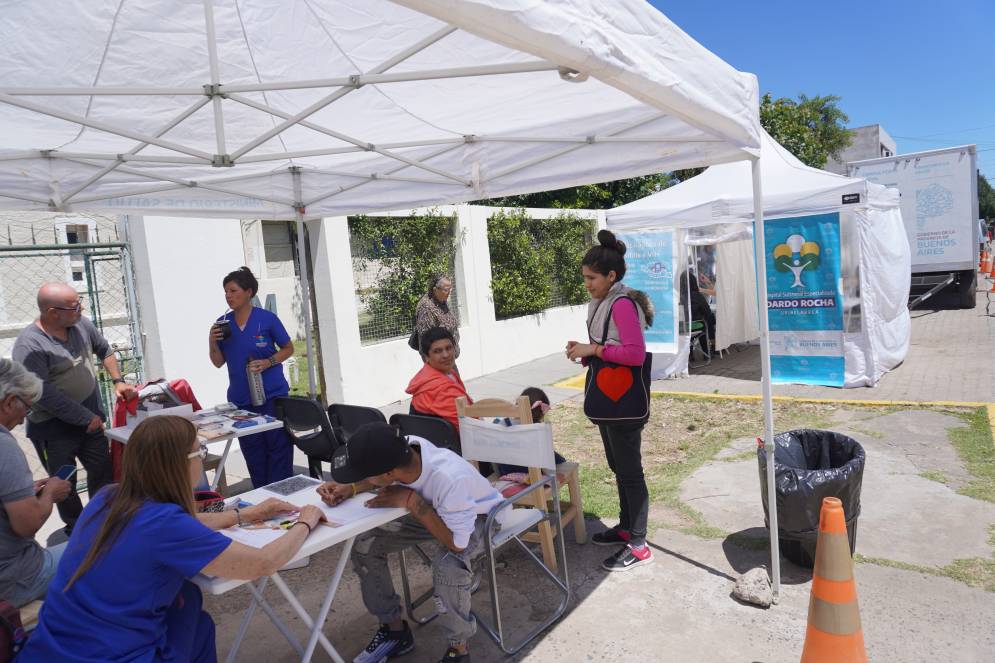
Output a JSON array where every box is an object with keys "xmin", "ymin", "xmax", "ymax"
[{"xmin": 598, "ymin": 422, "xmax": 648, "ymax": 546}]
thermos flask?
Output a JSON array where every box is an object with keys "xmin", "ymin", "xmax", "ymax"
[{"xmin": 247, "ymin": 358, "xmax": 266, "ymax": 407}]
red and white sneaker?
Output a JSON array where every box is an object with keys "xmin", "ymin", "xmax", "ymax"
[
  {"xmin": 601, "ymin": 544, "xmax": 653, "ymax": 572},
  {"xmin": 591, "ymin": 526, "xmax": 631, "ymax": 547}
]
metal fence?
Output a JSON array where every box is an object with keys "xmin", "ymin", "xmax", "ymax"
[
  {"xmin": 0, "ymin": 242, "xmax": 144, "ymax": 417},
  {"xmin": 349, "ymin": 217, "xmax": 460, "ymax": 345}
]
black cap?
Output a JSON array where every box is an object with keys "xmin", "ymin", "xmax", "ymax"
[{"xmin": 331, "ymin": 422, "xmax": 412, "ymax": 483}]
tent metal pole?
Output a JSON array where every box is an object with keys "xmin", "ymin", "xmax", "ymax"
[
  {"xmin": 0, "ymin": 93, "xmax": 214, "ymax": 161},
  {"xmin": 291, "ymin": 168, "xmax": 318, "ymax": 397},
  {"xmin": 202, "ymin": 0, "xmax": 227, "ymax": 158},
  {"xmin": 750, "ymin": 157, "xmax": 780, "ymax": 601}
]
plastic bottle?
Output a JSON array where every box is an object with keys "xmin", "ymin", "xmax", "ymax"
[{"xmin": 246, "ymin": 358, "xmax": 266, "ymax": 407}]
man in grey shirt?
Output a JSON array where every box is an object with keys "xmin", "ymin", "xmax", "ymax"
[
  {"xmin": 12, "ymin": 283, "xmax": 136, "ymax": 533},
  {"xmin": 0, "ymin": 358, "xmax": 70, "ymax": 606}
]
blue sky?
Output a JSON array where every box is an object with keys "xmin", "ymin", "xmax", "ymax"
[{"xmin": 652, "ymin": 1, "xmax": 995, "ymax": 180}]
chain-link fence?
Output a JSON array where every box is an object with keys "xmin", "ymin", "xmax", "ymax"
[
  {"xmin": 0, "ymin": 241, "xmax": 144, "ymax": 417},
  {"xmin": 349, "ymin": 213, "xmax": 460, "ymax": 345}
]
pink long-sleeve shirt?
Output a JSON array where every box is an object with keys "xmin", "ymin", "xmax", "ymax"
[{"xmin": 585, "ymin": 297, "xmax": 646, "ymax": 367}]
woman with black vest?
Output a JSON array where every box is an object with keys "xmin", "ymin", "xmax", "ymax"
[{"xmin": 566, "ymin": 230, "xmax": 654, "ymax": 572}]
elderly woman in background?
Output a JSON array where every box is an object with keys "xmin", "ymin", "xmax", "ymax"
[
  {"xmin": 413, "ymin": 274, "xmax": 460, "ymax": 357},
  {"xmin": 20, "ymin": 416, "xmax": 324, "ymax": 663},
  {"xmin": 0, "ymin": 359, "xmax": 71, "ymax": 608},
  {"xmin": 405, "ymin": 327, "xmax": 471, "ymax": 433}
]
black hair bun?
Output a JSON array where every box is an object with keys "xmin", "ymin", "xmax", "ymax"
[
  {"xmin": 597, "ymin": 229, "xmax": 626, "ymax": 255},
  {"xmin": 237, "ymin": 266, "xmax": 255, "ymax": 277}
]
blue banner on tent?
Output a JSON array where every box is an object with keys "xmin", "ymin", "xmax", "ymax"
[
  {"xmin": 617, "ymin": 231, "xmax": 677, "ymax": 352},
  {"xmin": 764, "ymin": 213, "xmax": 845, "ymax": 387}
]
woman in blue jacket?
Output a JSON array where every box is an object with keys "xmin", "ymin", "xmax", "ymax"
[{"xmin": 208, "ymin": 267, "xmax": 295, "ymax": 487}]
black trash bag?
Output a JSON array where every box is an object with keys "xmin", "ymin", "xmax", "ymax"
[{"xmin": 757, "ymin": 429, "xmax": 865, "ymax": 568}]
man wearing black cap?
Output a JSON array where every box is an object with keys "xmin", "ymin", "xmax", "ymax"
[{"xmin": 318, "ymin": 422, "xmax": 506, "ymax": 663}]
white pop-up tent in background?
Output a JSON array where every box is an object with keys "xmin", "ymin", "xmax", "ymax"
[
  {"xmin": 609, "ymin": 129, "xmax": 911, "ymax": 387},
  {"xmin": 0, "ymin": 0, "xmax": 794, "ymax": 597}
]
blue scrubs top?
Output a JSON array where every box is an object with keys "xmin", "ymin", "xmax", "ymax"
[
  {"xmin": 19, "ymin": 489, "xmax": 231, "ymax": 663},
  {"xmin": 217, "ymin": 307, "xmax": 291, "ymax": 407}
]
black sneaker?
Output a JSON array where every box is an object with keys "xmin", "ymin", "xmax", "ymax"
[
  {"xmin": 591, "ymin": 526, "xmax": 631, "ymax": 547},
  {"xmin": 438, "ymin": 646, "xmax": 470, "ymax": 663},
  {"xmin": 353, "ymin": 621, "xmax": 414, "ymax": 663},
  {"xmin": 601, "ymin": 544, "xmax": 654, "ymax": 572}
]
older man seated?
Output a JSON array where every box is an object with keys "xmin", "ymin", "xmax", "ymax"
[{"xmin": 0, "ymin": 359, "xmax": 71, "ymax": 607}]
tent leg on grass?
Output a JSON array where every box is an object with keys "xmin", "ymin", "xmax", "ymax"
[{"xmin": 751, "ymin": 157, "xmax": 780, "ymax": 601}]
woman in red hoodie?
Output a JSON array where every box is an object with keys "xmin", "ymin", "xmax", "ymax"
[{"xmin": 405, "ymin": 327, "xmax": 471, "ymax": 432}]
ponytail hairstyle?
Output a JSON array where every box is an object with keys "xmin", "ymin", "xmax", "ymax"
[
  {"xmin": 521, "ymin": 386, "xmax": 550, "ymax": 423},
  {"xmin": 222, "ymin": 266, "xmax": 259, "ymax": 298},
  {"xmin": 581, "ymin": 229, "xmax": 627, "ymax": 281}
]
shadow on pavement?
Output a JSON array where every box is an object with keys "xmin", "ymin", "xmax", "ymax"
[{"xmin": 721, "ymin": 528, "xmax": 812, "ymax": 586}]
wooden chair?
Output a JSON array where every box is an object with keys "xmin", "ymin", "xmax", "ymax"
[{"xmin": 455, "ymin": 396, "xmax": 586, "ymax": 571}]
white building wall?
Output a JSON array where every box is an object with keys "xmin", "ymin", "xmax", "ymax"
[
  {"xmin": 128, "ymin": 215, "xmax": 245, "ymax": 407},
  {"xmin": 311, "ymin": 204, "xmax": 605, "ymax": 407}
]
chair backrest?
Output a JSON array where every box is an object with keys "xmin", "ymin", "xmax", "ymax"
[
  {"xmin": 275, "ymin": 397, "xmax": 338, "ymax": 459},
  {"xmin": 328, "ymin": 403, "xmax": 386, "ymax": 441},
  {"xmin": 389, "ymin": 413, "xmax": 460, "ymax": 453},
  {"xmin": 456, "ymin": 396, "xmax": 554, "ymax": 474}
]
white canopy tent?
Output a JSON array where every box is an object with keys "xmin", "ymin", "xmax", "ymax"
[
  {"xmin": 1, "ymin": 0, "xmax": 790, "ymax": 598},
  {"xmin": 609, "ymin": 130, "xmax": 911, "ymax": 387}
]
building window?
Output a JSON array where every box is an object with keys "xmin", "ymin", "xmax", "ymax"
[
  {"xmin": 261, "ymin": 221, "xmax": 299, "ymax": 278},
  {"xmin": 65, "ymin": 224, "xmax": 89, "ymax": 282}
]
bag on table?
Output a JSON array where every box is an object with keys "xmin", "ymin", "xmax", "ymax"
[{"xmin": 583, "ymin": 297, "xmax": 652, "ymax": 425}]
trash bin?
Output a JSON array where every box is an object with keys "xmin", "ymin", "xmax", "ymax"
[{"xmin": 757, "ymin": 429, "xmax": 865, "ymax": 568}]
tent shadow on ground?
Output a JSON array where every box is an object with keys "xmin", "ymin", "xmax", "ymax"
[
  {"xmin": 721, "ymin": 528, "xmax": 812, "ymax": 586},
  {"xmin": 683, "ymin": 344, "xmax": 763, "ymax": 382}
]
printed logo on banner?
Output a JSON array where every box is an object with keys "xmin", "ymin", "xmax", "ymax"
[
  {"xmin": 616, "ymin": 231, "xmax": 677, "ymax": 353},
  {"xmin": 764, "ymin": 213, "xmax": 845, "ymax": 387}
]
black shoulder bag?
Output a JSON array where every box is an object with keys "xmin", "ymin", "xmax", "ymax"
[{"xmin": 583, "ymin": 297, "xmax": 652, "ymax": 425}]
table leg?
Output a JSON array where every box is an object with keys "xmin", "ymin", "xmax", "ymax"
[
  {"xmin": 270, "ymin": 537, "xmax": 356, "ymax": 663},
  {"xmin": 210, "ymin": 437, "xmax": 235, "ymax": 491},
  {"xmin": 225, "ymin": 577, "xmax": 265, "ymax": 663},
  {"xmin": 248, "ymin": 577, "xmax": 304, "ymax": 656}
]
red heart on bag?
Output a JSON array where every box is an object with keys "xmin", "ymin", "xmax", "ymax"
[{"xmin": 596, "ymin": 366, "xmax": 634, "ymax": 402}]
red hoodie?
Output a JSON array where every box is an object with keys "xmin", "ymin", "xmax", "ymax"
[{"xmin": 405, "ymin": 364, "xmax": 472, "ymax": 432}]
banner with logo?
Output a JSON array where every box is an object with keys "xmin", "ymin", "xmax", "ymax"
[
  {"xmin": 764, "ymin": 213, "xmax": 845, "ymax": 386},
  {"xmin": 617, "ymin": 231, "xmax": 677, "ymax": 353}
]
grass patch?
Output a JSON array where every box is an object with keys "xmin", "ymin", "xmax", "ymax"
[
  {"xmin": 289, "ymin": 339, "xmax": 322, "ymax": 398},
  {"xmin": 919, "ymin": 469, "xmax": 950, "ymax": 484},
  {"xmin": 947, "ymin": 407, "xmax": 995, "ymax": 503},
  {"xmin": 855, "ymin": 553, "xmax": 995, "ymax": 593}
]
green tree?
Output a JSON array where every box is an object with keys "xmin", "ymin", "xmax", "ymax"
[
  {"xmin": 760, "ymin": 92, "xmax": 851, "ymax": 168},
  {"xmin": 349, "ymin": 211, "xmax": 458, "ymax": 342},
  {"xmin": 978, "ymin": 172, "xmax": 995, "ymax": 220}
]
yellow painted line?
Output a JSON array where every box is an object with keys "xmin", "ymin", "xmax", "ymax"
[{"xmin": 554, "ymin": 372, "xmax": 587, "ymax": 390}]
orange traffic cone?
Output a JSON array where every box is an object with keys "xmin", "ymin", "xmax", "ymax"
[
  {"xmin": 983, "ymin": 253, "xmax": 992, "ymax": 274},
  {"xmin": 800, "ymin": 497, "xmax": 866, "ymax": 663}
]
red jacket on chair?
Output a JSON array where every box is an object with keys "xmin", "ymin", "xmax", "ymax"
[{"xmin": 111, "ymin": 379, "xmax": 202, "ymax": 480}]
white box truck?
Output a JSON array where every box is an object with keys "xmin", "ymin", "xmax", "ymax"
[{"xmin": 849, "ymin": 145, "xmax": 979, "ymax": 308}]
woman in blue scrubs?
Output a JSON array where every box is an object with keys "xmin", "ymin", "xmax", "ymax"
[
  {"xmin": 208, "ymin": 267, "xmax": 295, "ymax": 487},
  {"xmin": 19, "ymin": 415, "xmax": 324, "ymax": 663}
]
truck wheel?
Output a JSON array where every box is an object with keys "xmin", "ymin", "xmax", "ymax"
[{"xmin": 957, "ymin": 269, "xmax": 977, "ymax": 309}]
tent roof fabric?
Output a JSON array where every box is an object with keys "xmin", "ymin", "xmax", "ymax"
[
  {"xmin": 0, "ymin": 0, "xmax": 761, "ymax": 219},
  {"xmin": 608, "ymin": 130, "xmax": 897, "ymax": 231}
]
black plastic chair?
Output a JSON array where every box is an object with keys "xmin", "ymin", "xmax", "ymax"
[
  {"xmin": 275, "ymin": 397, "xmax": 340, "ymax": 479},
  {"xmin": 389, "ymin": 413, "xmax": 460, "ymax": 453},
  {"xmin": 328, "ymin": 403, "xmax": 386, "ymax": 444}
]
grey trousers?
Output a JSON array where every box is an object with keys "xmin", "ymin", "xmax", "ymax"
[{"xmin": 352, "ymin": 514, "xmax": 488, "ymax": 646}]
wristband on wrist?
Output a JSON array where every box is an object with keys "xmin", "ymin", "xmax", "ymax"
[
  {"xmin": 268, "ymin": 356, "xmax": 277, "ymax": 368},
  {"xmin": 293, "ymin": 521, "xmax": 312, "ymax": 534},
  {"xmin": 233, "ymin": 508, "xmax": 242, "ymax": 526},
  {"xmin": 350, "ymin": 483, "xmax": 357, "ymax": 497},
  {"xmin": 112, "ymin": 377, "xmax": 125, "ymax": 384}
]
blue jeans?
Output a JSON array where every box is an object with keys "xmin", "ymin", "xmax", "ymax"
[
  {"xmin": 238, "ymin": 396, "xmax": 293, "ymax": 488},
  {"xmin": 8, "ymin": 543, "xmax": 66, "ymax": 608}
]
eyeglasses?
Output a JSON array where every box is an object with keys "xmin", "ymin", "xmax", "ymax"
[
  {"xmin": 50, "ymin": 298, "xmax": 83, "ymax": 312},
  {"xmin": 434, "ymin": 285, "xmax": 453, "ymax": 293},
  {"xmin": 187, "ymin": 445, "xmax": 208, "ymax": 461}
]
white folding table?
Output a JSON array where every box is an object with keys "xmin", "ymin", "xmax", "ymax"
[
  {"xmin": 192, "ymin": 480, "xmax": 407, "ymax": 663},
  {"xmin": 106, "ymin": 406, "xmax": 284, "ymax": 491}
]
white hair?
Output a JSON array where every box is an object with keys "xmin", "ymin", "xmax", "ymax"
[{"xmin": 0, "ymin": 359, "xmax": 43, "ymax": 403}]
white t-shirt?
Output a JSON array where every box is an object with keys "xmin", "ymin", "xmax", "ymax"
[{"xmin": 401, "ymin": 436, "xmax": 507, "ymax": 549}]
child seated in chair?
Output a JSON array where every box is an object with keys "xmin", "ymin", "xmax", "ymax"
[
  {"xmin": 493, "ymin": 387, "xmax": 566, "ymax": 478},
  {"xmin": 317, "ymin": 422, "xmax": 508, "ymax": 663}
]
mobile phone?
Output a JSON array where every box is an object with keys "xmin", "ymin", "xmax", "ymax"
[{"xmin": 53, "ymin": 464, "xmax": 78, "ymax": 481}]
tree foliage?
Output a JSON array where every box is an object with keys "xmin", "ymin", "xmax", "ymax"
[
  {"xmin": 979, "ymin": 172, "xmax": 995, "ymax": 220},
  {"xmin": 486, "ymin": 209, "xmax": 594, "ymax": 319},
  {"xmin": 349, "ymin": 211, "xmax": 458, "ymax": 343},
  {"xmin": 759, "ymin": 92, "xmax": 851, "ymax": 168}
]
